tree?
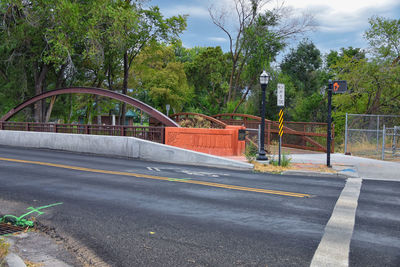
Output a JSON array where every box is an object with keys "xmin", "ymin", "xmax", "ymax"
[
  {"xmin": 209, "ymin": 0, "xmax": 314, "ymax": 107},
  {"xmin": 364, "ymin": 16, "xmax": 400, "ymax": 64},
  {"xmin": 0, "ymin": 0, "xmax": 93, "ymax": 122},
  {"xmin": 280, "ymin": 39, "xmax": 322, "ymax": 95},
  {"xmin": 326, "ymin": 47, "xmax": 366, "ymax": 71},
  {"xmin": 185, "ymin": 46, "xmax": 230, "ymax": 114},
  {"xmin": 333, "ymin": 57, "xmax": 400, "ymax": 115},
  {"xmin": 113, "ymin": 2, "xmax": 187, "ymax": 124},
  {"xmin": 130, "ymin": 43, "xmax": 192, "ymax": 114}
]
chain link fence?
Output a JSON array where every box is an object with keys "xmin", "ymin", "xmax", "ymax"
[{"xmin": 344, "ymin": 114, "xmax": 400, "ymax": 160}]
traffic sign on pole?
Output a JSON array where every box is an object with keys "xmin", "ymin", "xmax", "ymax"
[
  {"xmin": 277, "ymin": 84, "xmax": 285, "ymax": 107},
  {"xmin": 332, "ymin": 80, "xmax": 347, "ymax": 93},
  {"xmin": 279, "ymin": 109, "xmax": 284, "ymax": 137},
  {"xmin": 278, "ymin": 108, "xmax": 284, "ymax": 166}
]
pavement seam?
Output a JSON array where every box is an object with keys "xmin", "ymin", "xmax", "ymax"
[{"xmin": 310, "ymin": 177, "xmax": 362, "ymax": 267}]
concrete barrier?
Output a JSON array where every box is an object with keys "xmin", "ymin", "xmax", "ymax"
[{"xmin": 0, "ymin": 130, "xmax": 253, "ymax": 170}]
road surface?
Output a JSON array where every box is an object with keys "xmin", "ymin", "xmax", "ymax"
[{"xmin": 0, "ymin": 145, "xmax": 399, "ymax": 266}]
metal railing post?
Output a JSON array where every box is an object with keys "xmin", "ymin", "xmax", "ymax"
[
  {"xmin": 382, "ymin": 124, "xmax": 386, "ymax": 160},
  {"xmin": 392, "ymin": 126, "xmax": 398, "ymax": 155},
  {"xmin": 344, "ymin": 113, "xmax": 348, "ymax": 154},
  {"xmin": 377, "ymin": 115, "xmax": 380, "ymax": 152}
]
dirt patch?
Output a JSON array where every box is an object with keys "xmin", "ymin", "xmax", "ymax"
[{"xmin": 251, "ymin": 161, "xmax": 336, "ymax": 174}]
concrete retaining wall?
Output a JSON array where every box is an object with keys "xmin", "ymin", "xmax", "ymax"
[{"xmin": 0, "ymin": 130, "xmax": 253, "ymax": 170}]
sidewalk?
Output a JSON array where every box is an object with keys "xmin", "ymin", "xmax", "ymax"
[
  {"xmin": 224, "ymin": 152, "xmax": 400, "ymax": 181},
  {"xmin": 289, "ymin": 153, "xmax": 400, "ymax": 181}
]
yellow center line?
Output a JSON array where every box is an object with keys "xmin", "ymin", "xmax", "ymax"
[{"xmin": 0, "ymin": 157, "xmax": 311, "ymax": 198}]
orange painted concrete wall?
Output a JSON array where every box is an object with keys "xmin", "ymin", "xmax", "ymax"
[{"xmin": 165, "ymin": 126, "xmax": 246, "ymax": 156}]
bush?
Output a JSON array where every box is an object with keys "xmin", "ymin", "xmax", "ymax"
[
  {"xmin": 270, "ymin": 153, "xmax": 291, "ymax": 167},
  {"xmin": 179, "ymin": 116, "xmax": 212, "ymax": 128},
  {"xmin": 245, "ymin": 142, "xmax": 258, "ymax": 162}
]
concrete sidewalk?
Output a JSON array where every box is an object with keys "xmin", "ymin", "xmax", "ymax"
[{"xmin": 289, "ymin": 153, "xmax": 400, "ymax": 181}]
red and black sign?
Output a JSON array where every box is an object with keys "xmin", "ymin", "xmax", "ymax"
[{"xmin": 332, "ymin": 80, "xmax": 347, "ymax": 93}]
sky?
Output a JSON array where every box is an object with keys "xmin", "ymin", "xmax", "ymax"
[{"xmin": 148, "ymin": 0, "xmax": 400, "ymax": 62}]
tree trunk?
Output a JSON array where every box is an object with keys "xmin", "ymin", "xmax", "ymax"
[
  {"xmin": 55, "ymin": 64, "xmax": 66, "ymax": 89},
  {"xmin": 121, "ymin": 51, "xmax": 129, "ymax": 125},
  {"xmin": 34, "ymin": 64, "xmax": 48, "ymax": 122},
  {"xmin": 45, "ymin": 96, "xmax": 56, "ymax": 123}
]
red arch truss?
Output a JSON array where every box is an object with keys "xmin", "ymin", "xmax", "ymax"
[{"xmin": 0, "ymin": 87, "xmax": 179, "ymax": 127}]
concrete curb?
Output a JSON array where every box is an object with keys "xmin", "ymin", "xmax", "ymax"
[
  {"xmin": 5, "ymin": 252, "xmax": 26, "ymax": 267},
  {"xmin": 281, "ymin": 170, "xmax": 349, "ymax": 179},
  {"xmin": 0, "ymin": 130, "xmax": 253, "ymax": 170}
]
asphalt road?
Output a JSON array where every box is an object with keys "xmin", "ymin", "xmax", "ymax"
[
  {"xmin": 350, "ymin": 180, "xmax": 400, "ymax": 266},
  {"xmin": 0, "ymin": 145, "xmax": 398, "ymax": 266}
]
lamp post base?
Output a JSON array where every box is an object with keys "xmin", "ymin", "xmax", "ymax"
[{"xmin": 256, "ymin": 151, "xmax": 268, "ymax": 161}]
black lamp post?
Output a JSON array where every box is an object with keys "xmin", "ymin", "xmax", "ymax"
[{"xmin": 257, "ymin": 70, "xmax": 269, "ymax": 161}]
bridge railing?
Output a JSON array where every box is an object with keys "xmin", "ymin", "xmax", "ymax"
[
  {"xmin": 0, "ymin": 122, "xmax": 164, "ymax": 144},
  {"xmin": 212, "ymin": 114, "xmax": 333, "ymax": 152}
]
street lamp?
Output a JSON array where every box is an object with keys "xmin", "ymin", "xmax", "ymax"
[{"xmin": 257, "ymin": 70, "xmax": 269, "ymax": 161}]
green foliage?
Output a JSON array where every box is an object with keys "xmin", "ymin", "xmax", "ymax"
[
  {"xmin": 365, "ymin": 16, "xmax": 400, "ymax": 61},
  {"xmin": 130, "ymin": 43, "xmax": 192, "ymax": 113},
  {"xmin": 291, "ymin": 93, "xmax": 326, "ymax": 122},
  {"xmin": 0, "ymin": 0, "xmax": 398, "ymax": 135},
  {"xmin": 185, "ymin": 46, "xmax": 230, "ymax": 114},
  {"xmin": 270, "ymin": 153, "xmax": 291, "ymax": 167},
  {"xmin": 245, "ymin": 142, "xmax": 258, "ymax": 162},
  {"xmin": 326, "ymin": 17, "xmax": 400, "ymax": 144},
  {"xmin": 332, "ymin": 57, "xmax": 400, "ymax": 115},
  {"xmin": 326, "ymin": 47, "xmax": 366, "ymax": 70},
  {"xmin": 281, "ymin": 39, "xmax": 323, "ymax": 96}
]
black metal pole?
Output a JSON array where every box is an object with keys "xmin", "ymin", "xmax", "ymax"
[
  {"xmin": 257, "ymin": 84, "xmax": 268, "ymax": 161},
  {"xmin": 279, "ymin": 135, "xmax": 281, "ymax": 166},
  {"xmin": 327, "ymin": 81, "xmax": 333, "ymax": 167}
]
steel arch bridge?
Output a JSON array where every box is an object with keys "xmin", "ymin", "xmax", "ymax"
[{"xmin": 0, "ymin": 87, "xmax": 179, "ymax": 127}]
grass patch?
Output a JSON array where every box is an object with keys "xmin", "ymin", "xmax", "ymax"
[
  {"xmin": 269, "ymin": 153, "xmax": 291, "ymax": 167},
  {"xmin": 251, "ymin": 160, "xmax": 293, "ymax": 174},
  {"xmin": 0, "ymin": 238, "xmax": 10, "ymax": 267},
  {"xmin": 24, "ymin": 260, "xmax": 44, "ymax": 267}
]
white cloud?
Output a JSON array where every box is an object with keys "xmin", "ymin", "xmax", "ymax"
[
  {"xmin": 214, "ymin": 0, "xmax": 398, "ymax": 33},
  {"xmin": 160, "ymin": 5, "xmax": 209, "ymax": 18},
  {"xmin": 208, "ymin": 37, "xmax": 228, "ymax": 42},
  {"xmin": 277, "ymin": 0, "xmax": 398, "ymax": 33},
  {"xmin": 285, "ymin": 0, "xmax": 397, "ymax": 13}
]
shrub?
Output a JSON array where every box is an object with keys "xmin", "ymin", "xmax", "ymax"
[
  {"xmin": 179, "ymin": 116, "xmax": 212, "ymax": 128},
  {"xmin": 270, "ymin": 153, "xmax": 291, "ymax": 167},
  {"xmin": 245, "ymin": 142, "xmax": 258, "ymax": 162}
]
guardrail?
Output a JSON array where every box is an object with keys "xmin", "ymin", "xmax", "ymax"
[{"xmin": 0, "ymin": 122, "xmax": 164, "ymax": 143}]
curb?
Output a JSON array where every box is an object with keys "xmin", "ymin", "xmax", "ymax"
[
  {"xmin": 5, "ymin": 252, "xmax": 26, "ymax": 267},
  {"xmin": 282, "ymin": 170, "xmax": 349, "ymax": 178}
]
